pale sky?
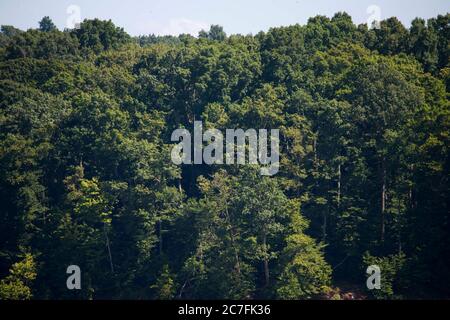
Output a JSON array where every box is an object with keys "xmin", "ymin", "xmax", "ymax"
[{"xmin": 0, "ymin": 0, "xmax": 448, "ymax": 36}]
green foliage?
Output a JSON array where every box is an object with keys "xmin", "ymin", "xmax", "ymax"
[
  {"xmin": 0, "ymin": 253, "xmax": 37, "ymax": 300},
  {"xmin": 72, "ymin": 19, "xmax": 131, "ymax": 53},
  {"xmin": 151, "ymin": 264, "xmax": 176, "ymax": 299},
  {"xmin": 180, "ymin": 168, "xmax": 330, "ymax": 299},
  {"xmin": 199, "ymin": 25, "xmax": 227, "ymax": 41},
  {"xmin": 39, "ymin": 16, "xmax": 57, "ymax": 32},
  {"xmin": 276, "ymin": 234, "xmax": 331, "ymax": 299},
  {"xmin": 0, "ymin": 13, "xmax": 448, "ymax": 299},
  {"xmin": 4, "ymin": 30, "xmax": 79, "ymax": 59},
  {"xmin": 363, "ymin": 252, "xmax": 406, "ymax": 299}
]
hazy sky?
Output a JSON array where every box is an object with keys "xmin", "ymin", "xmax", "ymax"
[{"xmin": 0, "ymin": 0, "xmax": 448, "ymax": 36}]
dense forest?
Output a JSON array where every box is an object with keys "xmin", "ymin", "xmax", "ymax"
[{"xmin": 0, "ymin": 12, "xmax": 448, "ymax": 300}]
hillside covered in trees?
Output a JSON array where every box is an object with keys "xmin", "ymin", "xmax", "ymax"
[{"xmin": 0, "ymin": 13, "xmax": 449, "ymax": 300}]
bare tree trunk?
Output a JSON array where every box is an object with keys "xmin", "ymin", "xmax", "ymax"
[
  {"xmin": 408, "ymin": 164, "xmax": 415, "ymax": 210},
  {"xmin": 104, "ymin": 224, "xmax": 114, "ymax": 273},
  {"xmin": 313, "ymin": 135, "xmax": 318, "ymax": 166},
  {"xmin": 263, "ymin": 234, "xmax": 269, "ymax": 287},
  {"xmin": 397, "ymin": 195, "xmax": 402, "ymax": 254},
  {"xmin": 225, "ymin": 207, "xmax": 241, "ymax": 275},
  {"xmin": 381, "ymin": 157, "xmax": 386, "ymax": 243},
  {"xmin": 322, "ymin": 207, "xmax": 328, "ymax": 243},
  {"xmin": 159, "ymin": 219, "xmax": 163, "ymax": 255},
  {"xmin": 231, "ymin": 231, "xmax": 241, "ymax": 275},
  {"xmin": 337, "ymin": 163, "xmax": 341, "ymax": 207}
]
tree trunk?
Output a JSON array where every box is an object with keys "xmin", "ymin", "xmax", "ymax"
[
  {"xmin": 159, "ymin": 219, "xmax": 163, "ymax": 255},
  {"xmin": 313, "ymin": 135, "xmax": 318, "ymax": 166},
  {"xmin": 225, "ymin": 206, "xmax": 241, "ymax": 275},
  {"xmin": 380, "ymin": 157, "xmax": 386, "ymax": 243},
  {"xmin": 322, "ymin": 206, "xmax": 328, "ymax": 243},
  {"xmin": 231, "ymin": 231, "xmax": 241, "ymax": 275},
  {"xmin": 263, "ymin": 234, "xmax": 269, "ymax": 287},
  {"xmin": 337, "ymin": 163, "xmax": 341, "ymax": 207},
  {"xmin": 104, "ymin": 224, "xmax": 114, "ymax": 273}
]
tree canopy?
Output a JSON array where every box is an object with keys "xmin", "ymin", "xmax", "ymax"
[{"xmin": 0, "ymin": 12, "xmax": 449, "ymax": 299}]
